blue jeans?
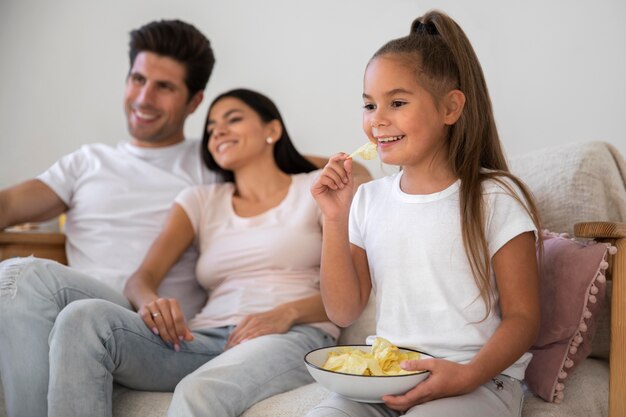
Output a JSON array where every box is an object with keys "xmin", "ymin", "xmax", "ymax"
[
  {"xmin": 1, "ymin": 259, "xmax": 334, "ymax": 417},
  {"xmin": 47, "ymin": 299, "xmax": 334, "ymax": 417},
  {"xmin": 0, "ymin": 258, "xmax": 132, "ymax": 417}
]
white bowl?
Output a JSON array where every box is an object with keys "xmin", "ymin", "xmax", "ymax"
[{"xmin": 304, "ymin": 345, "xmax": 431, "ymax": 403}]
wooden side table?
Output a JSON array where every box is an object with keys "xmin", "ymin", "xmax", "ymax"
[{"xmin": 0, "ymin": 231, "xmax": 67, "ymax": 265}]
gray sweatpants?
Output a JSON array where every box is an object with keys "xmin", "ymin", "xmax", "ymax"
[{"xmin": 306, "ymin": 375, "xmax": 524, "ymax": 417}]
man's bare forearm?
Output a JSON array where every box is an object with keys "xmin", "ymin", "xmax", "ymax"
[{"xmin": 0, "ymin": 180, "xmax": 67, "ymax": 230}]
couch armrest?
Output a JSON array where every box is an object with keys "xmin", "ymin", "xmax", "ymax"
[
  {"xmin": 0, "ymin": 231, "xmax": 67, "ymax": 265},
  {"xmin": 574, "ymin": 221, "xmax": 625, "ymax": 417}
]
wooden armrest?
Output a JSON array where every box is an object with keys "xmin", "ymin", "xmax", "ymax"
[
  {"xmin": 0, "ymin": 231, "xmax": 66, "ymax": 244},
  {"xmin": 574, "ymin": 221, "xmax": 625, "ymax": 417},
  {"xmin": 0, "ymin": 231, "xmax": 67, "ymax": 265},
  {"xmin": 574, "ymin": 221, "xmax": 626, "ymax": 239}
]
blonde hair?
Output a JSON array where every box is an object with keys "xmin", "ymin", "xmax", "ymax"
[{"xmin": 372, "ymin": 10, "xmax": 542, "ymax": 317}]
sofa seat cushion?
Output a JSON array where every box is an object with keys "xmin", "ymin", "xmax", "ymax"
[
  {"xmin": 522, "ymin": 358, "xmax": 608, "ymax": 417},
  {"xmin": 112, "ymin": 384, "xmax": 170, "ymax": 417},
  {"xmin": 0, "ymin": 361, "xmax": 608, "ymax": 417}
]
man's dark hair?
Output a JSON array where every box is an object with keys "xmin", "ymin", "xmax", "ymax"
[{"xmin": 129, "ymin": 19, "xmax": 215, "ymax": 99}]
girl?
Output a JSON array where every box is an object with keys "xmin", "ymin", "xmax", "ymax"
[{"xmin": 309, "ymin": 10, "xmax": 542, "ymax": 417}]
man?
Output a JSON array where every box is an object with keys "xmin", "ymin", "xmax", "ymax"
[
  {"xmin": 0, "ymin": 18, "xmax": 374, "ymax": 417},
  {"xmin": 0, "ymin": 19, "xmax": 216, "ymax": 417}
]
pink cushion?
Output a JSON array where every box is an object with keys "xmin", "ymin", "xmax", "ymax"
[{"xmin": 524, "ymin": 231, "xmax": 610, "ymax": 403}]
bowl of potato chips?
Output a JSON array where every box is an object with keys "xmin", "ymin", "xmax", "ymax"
[{"xmin": 304, "ymin": 337, "xmax": 431, "ymax": 403}]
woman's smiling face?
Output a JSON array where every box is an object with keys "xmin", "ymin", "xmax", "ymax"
[{"xmin": 206, "ymin": 97, "xmax": 275, "ymax": 171}]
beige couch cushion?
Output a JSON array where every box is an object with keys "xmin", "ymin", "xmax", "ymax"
[
  {"xmin": 0, "ymin": 361, "xmax": 608, "ymax": 417},
  {"xmin": 522, "ymin": 359, "xmax": 608, "ymax": 417},
  {"xmin": 509, "ymin": 141, "xmax": 626, "ymax": 236}
]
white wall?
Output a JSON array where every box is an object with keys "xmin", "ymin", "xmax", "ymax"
[{"xmin": 1, "ymin": 0, "xmax": 625, "ymax": 187}]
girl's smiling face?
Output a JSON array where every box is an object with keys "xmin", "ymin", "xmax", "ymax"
[{"xmin": 362, "ymin": 55, "xmax": 451, "ymax": 171}]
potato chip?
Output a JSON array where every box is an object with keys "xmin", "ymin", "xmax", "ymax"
[
  {"xmin": 322, "ymin": 337, "xmax": 421, "ymax": 376},
  {"xmin": 349, "ymin": 141, "xmax": 378, "ymax": 160}
]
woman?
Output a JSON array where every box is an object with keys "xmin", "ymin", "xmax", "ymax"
[{"xmin": 46, "ymin": 89, "xmax": 339, "ymax": 417}]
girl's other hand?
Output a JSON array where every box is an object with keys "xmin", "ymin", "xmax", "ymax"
[
  {"xmin": 382, "ymin": 358, "xmax": 478, "ymax": 411},
  {"xmin": 138, "ymin": 297, "xmax": 194, "ymax": 352},
  {"xmin": 310, "ymin": 153, "xmax": 354, "ymax": 221}
]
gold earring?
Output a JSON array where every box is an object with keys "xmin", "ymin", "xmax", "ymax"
[{"xmin": 266, "ymin": 137, "xmax": 273, "ymax": 144}]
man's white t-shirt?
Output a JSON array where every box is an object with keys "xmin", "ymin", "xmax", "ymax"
[
  {"xmin": 349, "ymin": 171, "xmax": 536, "ymax": 380},
  {"xmin": 37, "ymin": 140, "xmax": 217, "ymax": 319},
  {"xmin": 175, "ymin": 170, "xmax": 340, "ymax": 339}
]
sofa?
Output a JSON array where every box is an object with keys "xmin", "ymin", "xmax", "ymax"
[{"xmin": 1, "ymin": 141, "xmax": 624, "ymax": 417}]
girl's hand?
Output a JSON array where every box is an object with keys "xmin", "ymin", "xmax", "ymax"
[
  {"xmin": 225, "ymin": 307, "xmax": 296, "ymax": 349},
  {"xmin": 138, "ymin": 297, "xmax": 194, "ymax": 352},
  {"xmin": 310, "ymin": 153, "xmax": 354, "ymax": 221},
  {"xmin": 382, "ymin": 358, "xmax": 478, "ymax": 411}
]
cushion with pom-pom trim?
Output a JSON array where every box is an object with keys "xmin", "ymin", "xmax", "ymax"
[{"xmin": 524, "ymin": 230, "xmax": 610, "ymax": 403}]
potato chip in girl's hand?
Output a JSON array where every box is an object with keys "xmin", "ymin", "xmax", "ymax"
[{"xmin": 348, "ymin": 142, "xmax": 378, "ymax": 160}]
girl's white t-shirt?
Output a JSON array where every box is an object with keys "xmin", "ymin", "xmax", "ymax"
[
  {"xmin": 175, "ymin": 170, "xmax": 339, "ymax": 339},
  {"xmin": 349, "ymin": 171, "xmax": 536, "ymax": 379}
]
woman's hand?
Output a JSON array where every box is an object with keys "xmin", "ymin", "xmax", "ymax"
[
  {"xmin": 138, "ymin": 297, "xmax": 194, "ymax": 352},
  {"xmin": 310, "ymin": 153, "xmax": 355, "ymax": 221},
  {"xmin": 382, "ymin": 358, "xmax": 478, "ymax": 412},
  {"xmin": 125, "ymin": 203, "xmax": 197, "ymax": 353},
  {"xmin": 225, "ymin": 306, "xmax": 297, "ymax": 349}
]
